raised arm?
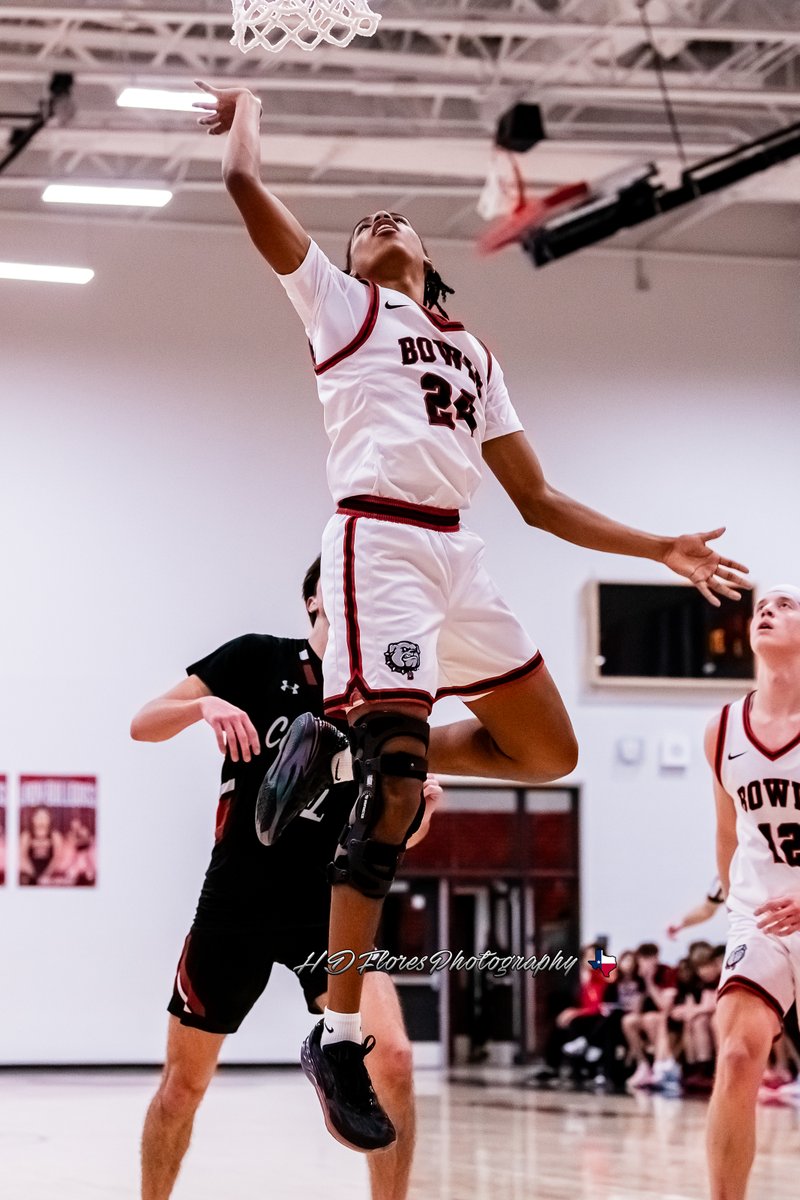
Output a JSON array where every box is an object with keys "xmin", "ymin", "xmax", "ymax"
[
  {"xmin": 194, "ymin": 80, "xmax": 310, "ymax": 275},
  {"xmin": 704, "ymin": 713, "xmax": 737, "ymax": 898},
  {"xmin": 131, "ymin": 675, "xmax": 261, "ymax": 763},
  {"xmin": 667, "ymin": 896, "xmax": 719, "ymax": 939},
  {"xmin": 482, "ymin": 430, "xmax": 749, "ymax": 606}
]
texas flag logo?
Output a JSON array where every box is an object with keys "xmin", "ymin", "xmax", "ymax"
[{"xmin": 588, "ymin": 947, "xmax": 617, "ymax": 978}]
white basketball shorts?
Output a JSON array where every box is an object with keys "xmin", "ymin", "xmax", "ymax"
[
  {"xmin": 719, "ymin": 910, "xmax": 800, "ymax": 1025},
  {"xmin": 320, "ymin": 495, "xmax": 542, "ymax": 716}
]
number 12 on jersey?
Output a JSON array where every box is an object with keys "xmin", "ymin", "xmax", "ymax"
[{"xmin": 759, "ymin": 822, "xmax": 800, "ymax": 867}]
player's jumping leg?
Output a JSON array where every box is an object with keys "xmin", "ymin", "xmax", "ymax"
[
  {"xmin": 301, "ymin": 701, "xmax": 427, "ymax": 1152},
  {"xmin": 141, "ymin": 1017, "xmax": 224, "ymax": 1200},
  {"xmin": 707, "ymin": 989, "xmax": 778, "ymax": 1200},
  {"xmin": 264, "ymin": 662, "xmax": 577, "ymax": 845},
  {"xmin": 428, "ymin": 662, "xmax": 578, "ymax": 783}
]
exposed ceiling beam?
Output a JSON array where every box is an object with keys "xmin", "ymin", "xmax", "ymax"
[
  {"xmin": 15, "ymin": 129, "xmax": 710, "ymax": 185},
  {"xmin": 3, "ymin": 8, "xmax": 800, "ymax": 46},
  {"xmin": 1, "ymin": 207, "xmax": 796, "ymax": 269}
]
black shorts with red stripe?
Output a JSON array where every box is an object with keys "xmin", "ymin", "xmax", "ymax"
[{"xmin": 168, "ymin": 920, "xmax": 334, "ymax": 1034}]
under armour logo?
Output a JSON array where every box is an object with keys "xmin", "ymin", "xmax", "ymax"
[{"xmin": 281, "ymin": 680, "xmax": 299, "ymax": 694}]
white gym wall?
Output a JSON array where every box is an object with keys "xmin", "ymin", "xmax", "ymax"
[{"xmin": 0, "ymin": 210, "xmax": 798, "ymax": 1063}]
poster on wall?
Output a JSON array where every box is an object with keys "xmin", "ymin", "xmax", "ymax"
[
  {"xmin": 0, "ymin": 776, "xmax": 6, "ymax": 886},
  {"xmin": 18, "ymin": 775, "xmax": 97, "ymax": 888}
]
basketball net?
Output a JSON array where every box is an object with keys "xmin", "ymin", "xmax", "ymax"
[
  {"xmin": 230, "ymin": 0, "xmax": 381, "ymax": 54},
  {"xmin": 477, "ymin": 149, "xmax": 590, "ymax": 254},
  {"xmin": 477, "ymin": 150, "xmax": 526, "ymax": 222}
]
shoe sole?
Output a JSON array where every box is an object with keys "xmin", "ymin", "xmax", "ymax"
[{"xmin": 300, "ymin": 1039, "xmax": 396, "ymax": 1155}]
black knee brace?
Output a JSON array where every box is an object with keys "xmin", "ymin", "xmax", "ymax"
[{"xmin": 328, "ymin": 712, "xmax": 430, "ymax": 899}]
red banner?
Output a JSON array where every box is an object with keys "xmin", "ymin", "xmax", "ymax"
[{"xmin": 18, "ymin": 775, "xmax": 97, "ymax": 888}]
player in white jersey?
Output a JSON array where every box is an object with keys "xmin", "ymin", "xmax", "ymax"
[
  {"xmin": 705, "ymin": 585, "xmax": 800, "ymax": 1200},
  {"xmin": 195, "ymin": 79, "xmax": 750, "ymax": 1152}
]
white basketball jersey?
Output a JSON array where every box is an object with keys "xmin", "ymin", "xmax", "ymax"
[
  {"xmin": 279, "ymin": 241, "xmax": 523, "ymax": 509},
  {"xmin": 717, "ymin": 693, "xmax": 800, "ymax": 917}
]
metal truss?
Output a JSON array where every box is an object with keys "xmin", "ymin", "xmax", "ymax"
[{"xmin": 0, "ymin": 0, "xmax": 799, "ymax": 240}]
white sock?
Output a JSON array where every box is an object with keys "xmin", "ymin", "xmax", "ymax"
[
  {"xmin": 321, "ymin": 1007, "xmax": 362, "ymax": 1048},
  {"xmin": 331, "ymin": 748, "xmax": 354, "ymax": 783}
]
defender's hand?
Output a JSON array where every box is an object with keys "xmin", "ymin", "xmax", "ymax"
[
  {"xmin": 199, "ymin": 696, "xmax": 261, "ymax": 762},
  {"xmin": 422, "ymin": 774, "xmax": 444, "ymax": 813},
  {"xmin": 193, "ymin": 79, "xmax": 261, "ymax": 135},
  {"xmin": 662, "ymin": 527, "xmax": 750, "ymax": 607},
  {"xmin": 406, "ymin": 775, "xmax": 444, "ymax": 849},
  {"xmin": 755, "ymin": 894, "xmax": 800, "ymax": 937}
]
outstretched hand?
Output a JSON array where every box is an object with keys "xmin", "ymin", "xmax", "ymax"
[
  {"xmin": 662, "ymin": 527, "xmax": 750, "ymax": 607},
  {"xmin": 193, "ymin": 79, "xmax": 260, "ymax": 135}
]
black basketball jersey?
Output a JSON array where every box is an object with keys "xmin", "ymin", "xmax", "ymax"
[{"xmin": 186, "ymin": 634, "xmax": 354, "ymax": 925}]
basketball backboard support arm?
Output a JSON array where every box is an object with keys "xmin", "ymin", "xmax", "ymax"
[{"xmin": 522, "ymin": 119, "xmax": 800, "ymax": 267}]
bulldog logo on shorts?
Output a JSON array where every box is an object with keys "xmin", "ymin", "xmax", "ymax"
[
  {"xmin": 726, "ymin": 944, "xmax": 747, "ymax": 970},
  {"xmin": 384, "ymin": 641, "xmax": 421, "ymax": 680}
]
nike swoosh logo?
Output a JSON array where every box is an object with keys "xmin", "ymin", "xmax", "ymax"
[
  {"xmin": 385, "ymin": 302, "xmax": 408, "ymax": 309},
  {"xmin": 324, "ymin": 1023, "xmax": 334, "ymax": 1033},
  {"xmin": 727, "ymin": 751, "xmax": 747, "ymax": 759}
]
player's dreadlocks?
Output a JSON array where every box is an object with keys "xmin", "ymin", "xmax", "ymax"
[
  {"xmin": 345, "ymin": 217, "xmax": 455, "ymax": 317},
  {"xmin": 423, "ymin": 267, "xmax": 454, "ymax": 317}
]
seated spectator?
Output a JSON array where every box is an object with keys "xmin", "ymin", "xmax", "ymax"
[
  {"xmin": 531, "ymin": 946, "xmax": 608, "ymax": 1085},
  {"xmin": 670, "ymin": 947, "xmax": 720, "ymax": 1089},
  {"xmin": 622, "ymin": 942, "xmax": 678, "ymax": 1090},
  {"xmin": 595, "ymin": 950, "xmax": 645, "ymax": 1091}
]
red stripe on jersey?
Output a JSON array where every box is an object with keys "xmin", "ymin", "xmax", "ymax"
[
  {"xmin": 337, "ymin": 494, "xmax": 460, "ymax": 532},
  {"xmin": 314, "ymin": 282, "xmax": 380, "ymax": 375},
  {"xmin": 743, "ymin": 690, "xmax": 800, "ymax": 760},
  {"xmin": 176, "ymin": 934, "xmax": 207, "ymax": 1018},
  {"xmin": 414, "ymin": 301, "xmax": 465, "ymax": 333},
  {"xmin": 342, "ymin": 517, "xmax": 363, "ymax": 681},
  {"xmin": 325, "ymin": 684, "xmax": 433, "ymax": 717},
  {"xmin": 719, "ymin": 976, "xmax": 784, "ymax": 1028},
  {"xmin": 714, "ymin": 703, "xmax": 731, "ymax": 784},
  {"xmin": 214, "ymin": 797, "xmax": 232, "ymax": 842},
  {"xmin": 436, "ymin": 652, "xmax": 544, "ymax": 701},
  {"xmin": 476, "ymin": 339, "xmax": 494, "ymax": 384}
]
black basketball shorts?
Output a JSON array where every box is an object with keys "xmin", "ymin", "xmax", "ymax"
[{"xmin": 167, "ymin": 921, "xmax": 333, "ymax": 1035}]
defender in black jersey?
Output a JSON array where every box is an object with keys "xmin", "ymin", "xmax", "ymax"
[{"xmin": 133, "ymin": 558, "xmax": 436, "ymax": 1199}]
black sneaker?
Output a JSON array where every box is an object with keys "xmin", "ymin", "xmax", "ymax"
[
  {"xmin": 255, "ymin": 713, "xmax": 349, "ymax": 845},
  {"xmin": 300, "ymin": 1019, "xmax": 396, "ymax": 1153}
]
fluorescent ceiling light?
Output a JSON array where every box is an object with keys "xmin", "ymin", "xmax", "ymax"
[
  {"xmin": 0, "ymin": 262, "xmax": 94, "ymax": 285},
  {"xmin": 117, "ymin": 87, "xmax": 206, "ymax": 112},
  {"xmin": 42, "ymin": 184, "xmax": 172, "ymax": 208}
]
